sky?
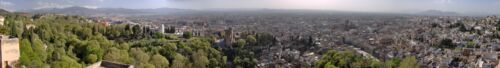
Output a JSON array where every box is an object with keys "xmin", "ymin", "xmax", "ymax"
[{"xmin": 0, "ymin": 0, "xmax": 500, "ymax": 14}]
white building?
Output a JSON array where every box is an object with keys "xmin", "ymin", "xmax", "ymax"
[
  {"xmin": 175, "ymin": 26, "xmax": 189, "ymax": 35},
  {"xmin": 0, "ymin": 16, "xmax": 4, "ymax": 26},
  {"xmin": 160, "ymin": 24, "xmax": 165, "ymax": 34}
]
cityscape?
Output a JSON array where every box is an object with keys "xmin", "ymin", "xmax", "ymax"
[{"xmin": 1, "ymin": 0, "xmax": 500, "ymax": 68}]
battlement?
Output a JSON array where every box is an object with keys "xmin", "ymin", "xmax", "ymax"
[
  {"xmin": 0, "ymin": 36, "xmax": 17, "ymax": 43},
  {"xmin": 0, "ymin": 35, "xmax": 13, "ymax": 39}
]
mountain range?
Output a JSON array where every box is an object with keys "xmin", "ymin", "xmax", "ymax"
[
  {"xmin": 416, "ymin": 10, "xmax": 460, "ymax": 16},
  {"xmin": 20, "ymin": 6, "xmax": 194, "ymax": 16},
  {"xmin": 19, "ymin": 6, "xmax": 465, "ymax": 16}
]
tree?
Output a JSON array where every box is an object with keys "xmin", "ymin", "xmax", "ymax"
[
  {"xmin": 150, "ymin": 54, "xmax": 169, "ymax": 68},
  {"xmin": 398, "ymin": 56, "xmax": 418, "ymax": 68},
  {"xmin": 437, "ymin": 38, "xmax": 455, "ymax": 49},
  {"xmin": 104, "ymin": 47, "xmax": 132, "ymax": 64},
  {"xmin": 246, "ymin": 35, "xmax": 257, "ymax": 44},
  {"xmin": 324, "ymin": 62, "xmax": 338, "ymax": 68},
  {"xmin": 166, "ymin": 34, "xmax": 178, "ymax": 40},
  {"xmin": 153, "ymin": 32, "xmax": 165, "ymax": 39},
  {"xmin": 6, "ymin": 13, "xmax": 230, "ymax": 68},
  {"xmin": 85, "ymin": 41, "xmax": 104, "ymax": 63},
  {"xmin": 370, "ymin": 60, "xmax": 382, "ymax": 68},
  {"xmin": 171, "ymin": 53, "xmax": 188, "ymax": 68},
  {"xmin": 232, "ymin": 56, "xmax": 257, "ymax": 68},
  {"xmin": 0, "ymin": 26, "xmax": 9, "ymax": 34},
  {"xmin": 160, "ymin": 43, "xmax": 177, "ymax": 60},
  {"xmin": 132, "ymin": 25, "xmax": 143, "ymax": 39},
  {"xmin": 19, "ymin": 39, "xmax": 34, "ymax": 66},
  {"xmin": 130, "ymin": 48, "xmax": 150, "ymax": 64},
  {"xmin": 84, "ymin": 54, "xmax": 98, "ymax": 63},
  {"xmin": 10, "ymin": 21, "xmax": 24, "ymax": 37},
  {"xmin": 138, "ymin": 63, "xmax": 155, "ymax": 68},
  {"xmin": 236, "ymin": 39, "xmax": 246, "ymax": 48},
  {"xmin": 315, "ymin": 50, "xmax": 380, "ymax": 68},
  {"xmin": 384, "ymin": 58, "xmax": 401, "ymax": 68},
  {"xmin": 182, "ymin": 32, "xmax": 193, "ymax": 39},
  {"xmin": 193, "ymin": 50, "xmax": 209, "ymax": 68},
  {"xmin": 51, "ymin": 55, "xmax": 83, "ymax": 68},
  {"xmin": 78, "ymin": 28, "xmax": 93, "ymax": 40}
]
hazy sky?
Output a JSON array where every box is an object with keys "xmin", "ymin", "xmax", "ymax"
[{"xmin": 1, "ymin": 0, "xmax": 500, "ymax": 14}]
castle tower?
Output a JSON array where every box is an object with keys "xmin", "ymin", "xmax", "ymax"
[
  {"xmin": 160, "ymin": 24, "xmax": 165, "ymax": 34},
  {"xmin": 0, "ymin": 35, "xmax": 19, "ymax": 68},
  {"xmin": 224, "ymin": 28, "xmax": 235, "ymax": 46}
]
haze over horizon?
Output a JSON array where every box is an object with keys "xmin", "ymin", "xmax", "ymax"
[{"xmin": 1, "ymin": 0, "xmax": 500, "ymax": 15}]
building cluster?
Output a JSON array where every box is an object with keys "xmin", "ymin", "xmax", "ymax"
[
  {"xmin": 409, "ymin": 16, "xmax": 500, "ymax": 68},
  {"xmin": 124, "ymin": 12, "xmax": 500, "ymax": 67},
  {"xmin": 361, "ymin": 16, "xmax": 500, "ymax": 68},
  {"xmin": 89, "ymin": 17, "xmax": 138, "ymax": 27},
  {"xmin": 124, "ymin": 14, "xmax": 416, "ymax": 67}
]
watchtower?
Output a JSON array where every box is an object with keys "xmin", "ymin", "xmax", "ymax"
[
  {"xmin": 224, "ymin": 28, "xmax": 235, "ymax": 46},
  {"xmin": 0, "ymin": 35, "xmax": 19, "ymax": 68}
]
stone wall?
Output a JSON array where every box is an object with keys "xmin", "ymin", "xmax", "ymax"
[{"xmin": 86, "ymin": 61, "xmax": 134, "ymax": 68}]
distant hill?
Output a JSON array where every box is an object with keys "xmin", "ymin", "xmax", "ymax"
[
  {"xmin": 416, "ymin": 10, "xmax": 460, "ymax": 16},
  {"xmin": 22, "ymin": 6, "xmax": 144, "ymax": 16},
  {"xmin": 194, "ymin": 8, "xmax": 411, "ymax": 16},
  {"xmin": 21, "ymin": 6, "xmax": 193, "ymax": 16},
  {"xmin": 22, "ymin": 7, "xmax": 415, "ymax": 16},
  {"xmin": 0, "ymin": 9, "xmax": 10, "ymax": 14},
  {"xmin": 140, "ymin": 8, "xmax": 195, "ymax": 13}
]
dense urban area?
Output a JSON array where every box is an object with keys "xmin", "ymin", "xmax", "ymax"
[{"xmin": 1, "ymin": 7, "xmax": 500, "ymax": 68}]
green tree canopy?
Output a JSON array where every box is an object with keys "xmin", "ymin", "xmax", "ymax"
[
  {"xmin": 398, "ymin": 56, "xmax": 419, "ymax": 68},
  {"xmin": 150, "ymin": 54, "xmax": 170, "ymax": 68}
]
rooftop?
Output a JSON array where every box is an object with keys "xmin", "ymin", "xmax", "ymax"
[{"xmin": 87, "ymin": 61, "xmax": 134, "ymax": 68}]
